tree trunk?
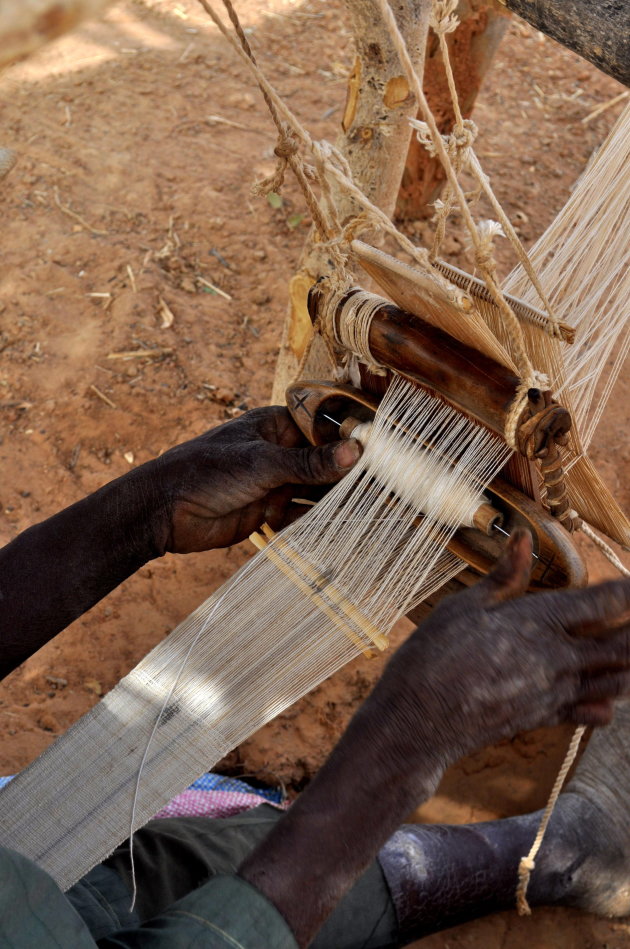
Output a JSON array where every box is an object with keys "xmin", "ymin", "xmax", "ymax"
[
  {"xmin": 271, "ymin": 0, "xmax": 432, "ymax": 404},
  {"xmin": 397, "ymin": 0, "xmax": 509, "ymax": 220}
]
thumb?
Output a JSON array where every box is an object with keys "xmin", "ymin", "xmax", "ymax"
[
  {"xmin": 280, "ymin": 438, "xmax": 362, "ymax": 486},
  {"xmin": 464, "ymin": 527, "xmax": 533, "ymax": 607}
]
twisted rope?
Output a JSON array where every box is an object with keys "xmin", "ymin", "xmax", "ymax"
[
  {"xmin": 329, "ymin": 288, "xmax": 388, "ymax": 376},
  {"xmin": 426, "ymin": 0, "xmax": 562, "ymax": 336},
  {"xmin": 375, "ymin": 0, "xmax": 544, "ymax": 447},
  {"xmin": 580, "ymin": 522, "xmax": 630, "ymax": 578},
  {"xmin": 516, "ymin": 725, "xmax": 586, "ymax": 915}
]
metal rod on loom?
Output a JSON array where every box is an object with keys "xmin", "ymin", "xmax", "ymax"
[{"xmin": 322, "ymin": 411, "xmax": 538, "ymax": 557}]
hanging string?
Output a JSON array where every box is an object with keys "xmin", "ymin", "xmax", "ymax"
[
  {"xmin": 516, "ymin": 724, "xmax": 587, "ymax": 915},
  {"xmin": 425, "ymin": 1, "xmax": 561, "ymax": 336}
]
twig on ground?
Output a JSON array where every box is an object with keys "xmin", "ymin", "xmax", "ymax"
[
  {"xmin": 89, "ymin": 384, "xmax": 116, "ymax": 409},
  {"xmin": 582, "ymin": 91, "xmax": 629, "ymax": 124},
  {"xmin": 159, "ymin": 297, "xmax": 175, "ymax": 328},
  {"xmin": 53, "ymin": 187, "xmax": 108, "ymax": 235},
  {"xmin": 197, "ymin": 276, "xmax": 232, "ymax": 300},
  {"xmin": 106, "ymin": 348, "xmax": 174, "ymax": 361}
]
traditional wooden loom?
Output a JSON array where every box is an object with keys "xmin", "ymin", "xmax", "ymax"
[
  {"xmin": 285, "ymin": 272, "xmax": 586, "ymax": 599},
  {"xmin": 0, "ymin": 0, "xmax": 628, "ymax": 917}
]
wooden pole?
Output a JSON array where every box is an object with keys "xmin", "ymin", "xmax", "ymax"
[
  {"xmin": 271, "ymin": 0, "xmax": 432, "ymax": 403},
  {"xmin": 500, "ymin": 0, "xmax": 630, "ymax": 86},
  {"xmin": 397, "ymin": 0, "xmax": 509, "ymax": 219},
  {"xmin": 307, "ymin": 286, "xmax": 521, "ymax": 434}
]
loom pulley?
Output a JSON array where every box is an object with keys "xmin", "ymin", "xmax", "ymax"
[
  {"xmin": 286, "ymin": 379, "xmax": 586, "ymax": 593},
  {"xmin": 304, "ymin": 277, "xmax": 586, "ymax": 544},
  {"xmin": 307, "ymin": 283, "xmax": 576, "ymax": 445}
]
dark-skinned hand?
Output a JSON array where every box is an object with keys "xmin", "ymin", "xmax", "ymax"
[
  {"xmin": 241, "ymin": 530, "xmax": 630, "ymax": 947},
  {"xmin": 368, "ymin": 528, "xmax": 630, "ymax": 782},
  {"xmin": 154, "ymin": 406, "xmax": 361, "ymax": 553},
  {"xmin": 0, "ymin": 406, "xmax": 361, "ymax": 678}
]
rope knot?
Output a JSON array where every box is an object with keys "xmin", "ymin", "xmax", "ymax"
[
  {"xmin": 409, "ymin": 118, "xmax": 437, "ymax": 156},
  {"xmin": 451, "ymin": 118, "xmax": 477, "ymax": 150},
  {"xmin": 474, "ymin": 247, "xmax": 493, "ymax": 270},
  {"xmin": 515, "ymin": 387, "xmax": 582, "ymax": 533},
  {"xmin": 470, "ymin": 219, "xmax": 504, "ymax": 276},
  {"xmin": 516, "ymin": 855, "xmax": 535, "ymax": 916},
  {"xmin": 252, "ymin": 126, "xmax": 299, "ymax": 197},
  {"xmin": 516, "ymin": 394, "xmax": 569, "ymax": 459},
  {"xmin": 274, "ymin": 136, "xmax": 299, "ymax": 160}
]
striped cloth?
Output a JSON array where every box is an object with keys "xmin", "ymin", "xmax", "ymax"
[{"xmin": 0, "ymin": 772, "xmax": 286, "ymax": 820}]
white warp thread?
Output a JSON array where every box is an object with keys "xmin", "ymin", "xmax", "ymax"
[{"xmin": 0, "ymin": 377, "xmax": 510, "ymax": 892}]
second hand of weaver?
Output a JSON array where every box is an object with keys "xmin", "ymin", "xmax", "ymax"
[{"xmin": 241, "ymin": 528, "xmax": 630, "ymax": 947}]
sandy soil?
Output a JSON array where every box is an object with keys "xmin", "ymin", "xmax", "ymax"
[{"xmin": 0, "ymin": 1, "xmax": 629, "ymax": 945}]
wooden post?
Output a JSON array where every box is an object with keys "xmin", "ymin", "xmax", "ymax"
[
  {"xmin": 501, "ymin": 0, "xmax": 630, "ymax": 86},
  {"xmin": 271, "ymin": 0, "xmax": 432, "ymax": 403},
  {"xmin": 397, "ymin": 0, "xmax": 509, "ymax": 220}
]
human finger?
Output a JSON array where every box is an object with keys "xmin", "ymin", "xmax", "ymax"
[
  {"xmin": 237, "ymin": 405, "xmax": 314, "ymax": 450},
  {"xmin": 568, "ymin": 699, "xmax": 615, "ymax": 726},
  {"xmin": 461, "ymin": 528, "xmax": 533, "ymax": 608},
  {"xmin": 269, "ymin": 438, "xmax": 362, "ymax": 487},
  {"xmin": 577, "ymin": 669, "xmax": 630, "ymax": 704},
  {"xmin": 262, "ymin": 486, "xmax": 306, "ymax": 532}
]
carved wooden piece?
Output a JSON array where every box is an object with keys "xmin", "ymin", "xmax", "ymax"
[
  {"xmin": 286, "ymin": 380, "xmax": 587, "ymax": 591},
  {"xmin": 308, "ymin": 285, "xmax": 522, "ymax": 436}
]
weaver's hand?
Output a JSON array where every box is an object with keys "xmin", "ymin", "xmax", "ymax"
[
  {"xmin": 154, "ymin": 406, "xmax": 361, "ymax": 553},
  {"xmin": 241, "ymin": 531, "xmax": 630, "ymax": 946},
  {"xmin": 0, "ymin": 405, "xmax": 360, "ymax": 677},
  {"xmin": 366, "ymin": 529, "xmax": 630, "ymax": 783}
]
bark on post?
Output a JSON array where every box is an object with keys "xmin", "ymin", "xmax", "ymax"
[
  {"xmin": 397, "ymin": 0, "xmax": 509, "ymax": 220},
  {"xmin": 271, "ymin": 0, "xmax": 432, "ymax": 403},
  {"xmin": 502, "ymin": 0, "xmax": 630, "ymax": 87}
]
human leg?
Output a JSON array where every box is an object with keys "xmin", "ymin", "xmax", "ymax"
[
  {"xmin": 380, "ymin": 700, "xmax": 630, "ymax": 944},
  {"xmin": 68, "ymin": 705, "xmax": 630, "ymax": 947},
  {"xmin": 68, "ymin": 806, "xmax": 396, "ymax": 948}
]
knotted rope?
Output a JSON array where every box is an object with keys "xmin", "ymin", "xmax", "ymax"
[
  {"xmin": 423, "ymin": 0, "xmax": 563, "ymax": 338},
  {"xmin": 325, "ymin": 287, "xmax": 388, "ymax": 376},
  {"xmin": 516, "ymin": 724, "xmax": 587, "ymax": 915},
  {"xmin": 374, "ymin": 0, "xmax": 550, "ymax": 449},
  {"xmin": 197, "ymin": 0, "xmax": 482, "ymax": 380},
  {"xmin": 516, "ymin": 391, "xmax": 582, "ymax": 533}
]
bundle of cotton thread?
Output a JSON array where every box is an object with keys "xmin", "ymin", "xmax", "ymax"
[{"xmin": 349, "ymin": 420, "xmax": 490, "ymax": 529}]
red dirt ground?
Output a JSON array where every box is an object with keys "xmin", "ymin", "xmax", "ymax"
[{"xmin": 0, "ymin": 1, "xmax": 628, "ymax": 946}]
